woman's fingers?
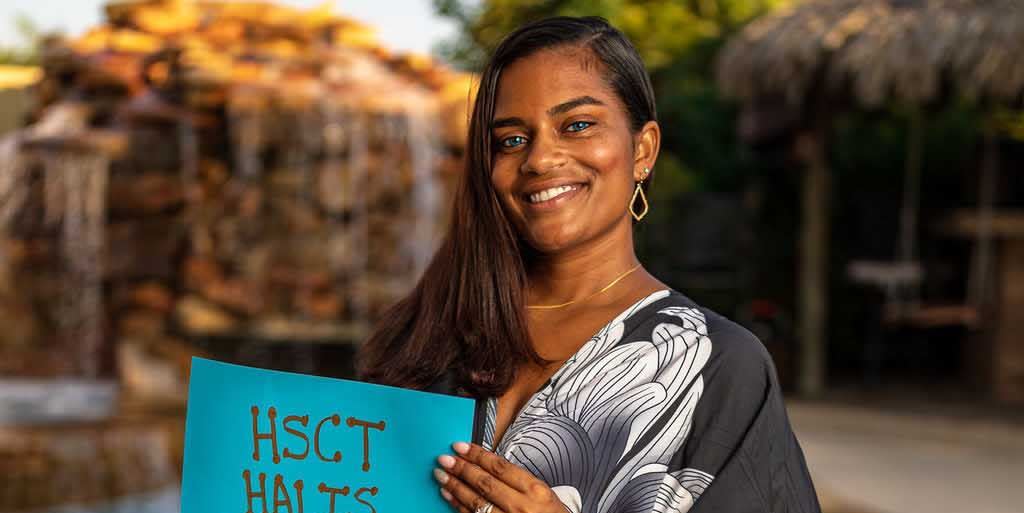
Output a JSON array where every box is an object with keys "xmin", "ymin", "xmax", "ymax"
[
  {"xmin": 452, "ymin": 442, "xmax": 539, "ymax": 494},
  {"xmin": 434, "ymin": 445, "xmax": 565, "ymax": 513},
  {"xmin": 438, "ymin": 451, "xmax": 518, "ymax": 508},
  {"xmin": 441, "ymin": 487, "xmax": 472, "ymax": 513},
  {"xmin": 435, "ymin": 464, "xmax": 506, "ymax": 513},
  {"xmin": 439, "ymin": 488, "xmax": 466, "ymax": 513}
]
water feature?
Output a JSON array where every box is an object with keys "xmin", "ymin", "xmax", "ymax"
[
  {"xmin": 0, "ymin": 141, "xmax": 117, "ymax": 425},
  {"xmin": 0, "ymin": 2, "xmax": 465, "ymax": 511}
]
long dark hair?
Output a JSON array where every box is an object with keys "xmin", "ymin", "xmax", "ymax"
[{"xmin": 357, "ymin": 16, "xmax": 658, "ymax": 397}]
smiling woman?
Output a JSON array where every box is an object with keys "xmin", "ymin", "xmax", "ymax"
[
  {"xmin": 358, "ymin": 16, "xmax": 820, "ymax": 513},
  {"xmin": 489, "ymin": 47, "xmax": 656, "ymax": 256}
]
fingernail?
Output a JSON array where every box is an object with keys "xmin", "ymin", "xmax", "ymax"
[
  {"xmin": 437, "ymin": 454, "xmax": 456, "ymax": 469},
  {"xmin": 433, "ymin": 467, "xmax": 449, "ymax": 484},
  {"xmin": 453, "ymin": 442, "xmax": 470, "ymax": 455},
  {"xmin": 440, "ymin": 488, "xmax": 453, "ymax": 501}
]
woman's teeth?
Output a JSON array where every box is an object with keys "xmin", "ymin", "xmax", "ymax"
[{"xmin": 528, "ymin": 185, "xmax": 576, "ymax": 203}]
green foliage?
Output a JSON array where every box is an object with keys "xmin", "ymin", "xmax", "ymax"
[
  {"xmin": 0, "ymin": 13, "xmax": 41, "ymax": 65},
  {"xmin": 993, "ymin": 107, "xmax": 1024, "ymax": 141},
  {"xmin": 433, "ymin": 0, "xmax": 787, "ymax": 72}
]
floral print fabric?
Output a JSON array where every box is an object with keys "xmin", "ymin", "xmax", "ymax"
[{"xmin": 478, "ymin": 289, "xmax": 820, "ymax": 513}]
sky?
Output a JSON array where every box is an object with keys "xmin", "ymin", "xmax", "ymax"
[{"xmin": 0, "ymin": 0, "xmax": 463, "ymax": 58}]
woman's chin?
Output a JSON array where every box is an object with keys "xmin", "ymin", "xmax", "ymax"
[{"xmin": 525, "ymin": 229, "xmax": 584, "ymax": 255}]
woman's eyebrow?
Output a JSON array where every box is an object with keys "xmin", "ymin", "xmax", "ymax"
[
  {"xmin": 490, "ymin": 96, "xmax": 605, "ymax": 130},
  {"xmin": 547, "ymin": 95, "xmax": 604, "ymax": 117},
  {"xmin": 491, "ymin": 116, "xmax": 524, "ymax": 129}
]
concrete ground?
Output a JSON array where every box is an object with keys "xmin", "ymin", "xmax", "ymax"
[{"xmin": 788, "ymin": 400, "xmax": 1024, "ymax": 513}]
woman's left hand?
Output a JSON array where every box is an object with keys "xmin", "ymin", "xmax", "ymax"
[{"xmin": 434, "ymin": 442, "xmax": 566, "ymax": 513}]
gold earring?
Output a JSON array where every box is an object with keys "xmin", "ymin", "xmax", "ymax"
[{"xmin": 630, "ymin": 167, "xmax": 650, "ymax": 221}]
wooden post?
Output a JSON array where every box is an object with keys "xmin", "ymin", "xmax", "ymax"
[
  {"xmin": 794, "ymin": 128, "xmax": 829, "ymax": 396},
  {"xmin": 969, "ymin": 125, "xmax": 998, "ymax": 309},
  {"xmin": 994, "ymin": 239, "xmax": 1024, "ymax": 403},
  {"xmin": 899, "ymin": 110, "xmax": 923, "ymax": 266}
]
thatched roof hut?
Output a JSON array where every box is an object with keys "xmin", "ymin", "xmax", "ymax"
[
  {"xmin": 715, "ymin": 0, "xmax": 1024, "ymax": 397},
  {"xmin": 718, "ymin": 0, "xmax": 1024, "ymax": 109}
]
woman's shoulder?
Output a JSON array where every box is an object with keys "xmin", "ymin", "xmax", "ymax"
[
  {"xmin": 627, "ymin": 288, "xmax": 774, "ymax": 373},
  {"xmin": 635, "ymin": 290, "xmax": 784, "ymax": 435}
]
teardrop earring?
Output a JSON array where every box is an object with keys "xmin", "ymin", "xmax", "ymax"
[{"xmin": 630, "ymin": 167, "xmax": 650, "ymax": 221}]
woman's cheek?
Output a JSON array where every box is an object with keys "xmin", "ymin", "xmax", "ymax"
[
  {"xmin": 580, "ymin": 131, "xmax": 627, "ymax": 171},
  {"xmin": 490, "ymin": 161, "xmax": 514, "ymax": 199}
]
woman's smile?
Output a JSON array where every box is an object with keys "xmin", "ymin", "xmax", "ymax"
[{"xmin": 521, "ymin": 181, "xmax": 589, "ymax": 212}]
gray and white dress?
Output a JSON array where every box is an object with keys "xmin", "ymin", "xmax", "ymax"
[{"xmin": 471, "ymin": 289, "xmax": 820, "ymax": 513}]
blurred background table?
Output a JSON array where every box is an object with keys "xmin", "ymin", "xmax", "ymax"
[
  {"xmin": 0, "ymin": 398, "xmax": 184, "ymax": 513},
  {"xmin": 943, "ymin": 209, "xmax": 1024, "ymax": 403}
]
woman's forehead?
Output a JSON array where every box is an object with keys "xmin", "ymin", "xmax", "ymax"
[{"xmin": 494, "ymin": 48, "xmax": 616, "ymax": 112}]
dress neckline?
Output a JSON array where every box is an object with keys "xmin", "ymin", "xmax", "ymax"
[
  {"xmin": 541, "ymin": 287, "xmax": 672, "ymax": 386},
  {"xmin": 489, "ymin": 287, "xmax": 674, "ymax": 452}
]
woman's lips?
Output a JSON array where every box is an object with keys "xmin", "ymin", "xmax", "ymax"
[{"xmin": 521, "ymin": 183, "xmax": 586, "ymax": 212}]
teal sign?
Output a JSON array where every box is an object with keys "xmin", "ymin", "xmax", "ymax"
[{"xmin": 181, "ymin": 358, "xmax": 475, "ymax": 513}]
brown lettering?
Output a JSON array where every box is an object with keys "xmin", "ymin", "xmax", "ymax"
[
  {"xmin": 242, "ymin": 470, "xmax": 269, "ymax": 513},
  {"xmin": 282, "ymin": 415, "xmax": 310, "ymax": 460},
  {"xmin": 251, "ymin": 406, "xmax": 281, "ymax": 463},
  {"xmin": 354, "ymin": 487, "xmax": 379, "ymax": 513},
  {"xmin": 314, "ymin": 414, "xmax": 342, "ymax": 463},
  {"xmin": 317, "ymin": 483, "xmax": 350, "ymax": 513},
  {"xmin": 272, "ymin": 475, "xmax": 293, "ymax": 513},
  {"xmin": 293, "ymin": 480, "xmax": 304, "ymax": 513},
  {"xmin": 346, "ymin": 417, "xmax": 386, "ymax": 471}
]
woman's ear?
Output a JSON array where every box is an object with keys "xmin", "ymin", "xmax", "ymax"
[{"xmin": 633, "ymin": 120, "xmax": 661, "ymax": 181}]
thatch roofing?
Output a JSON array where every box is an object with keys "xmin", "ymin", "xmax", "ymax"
[
  {"xmin": 20, "ymin": 0, "xmax": 478, "ymax": 149},
  {"xmin": 0, "ymin": 66, "xmax": 41, "ymax": 90},
  {"xmin": 717, "ymin": 0, "xmax": 1024, "ymax": 109}
]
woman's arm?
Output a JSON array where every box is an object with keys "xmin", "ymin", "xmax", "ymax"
[{"xmin": 684, "ymin": 325, "xmax": 821, "ymax": 513}]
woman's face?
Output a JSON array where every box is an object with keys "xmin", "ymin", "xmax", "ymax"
[{"xmin": 490, "ymin": 47, "xmax": 654, "ymax": 255}]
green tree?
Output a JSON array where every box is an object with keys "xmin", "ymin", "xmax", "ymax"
[
  {"xmin": 0, "ymin": 13, "xmax": 42, "ymax": 65},
  {"xmin": 433, "ymin": 0, "xmax": 785, "ymax": 72}
]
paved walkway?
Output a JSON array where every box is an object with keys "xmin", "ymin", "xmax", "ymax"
[{"xmin": 788, "ymin": 400, "xmax": 1024, "ymax": 513}]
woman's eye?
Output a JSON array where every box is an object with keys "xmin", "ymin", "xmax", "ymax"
[
  {"xmin": 567, "ymin": 121, "xmax": 593, "ymax": 132},
  {"xmin": 500, "ymin": 135, "xmax": 527, "ymax": 148}
]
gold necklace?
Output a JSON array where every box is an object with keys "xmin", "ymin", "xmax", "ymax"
[{"xmin": 526, "ymin": 263, "xmax": 643, "ymax": 310}]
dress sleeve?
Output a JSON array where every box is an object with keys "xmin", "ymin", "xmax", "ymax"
[{"xmin": 682, "ymin": 324, "xmax": 821, "ymax": 513}]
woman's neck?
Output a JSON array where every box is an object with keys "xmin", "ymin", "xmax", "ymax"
[{"xmin": 525, "ymin": 222, "xmax": 644, "ymax": 308}]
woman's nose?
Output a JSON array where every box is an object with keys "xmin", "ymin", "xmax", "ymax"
[{"xmin": 520, "ymin": 132, "xmax": 567, "ymax": 175}]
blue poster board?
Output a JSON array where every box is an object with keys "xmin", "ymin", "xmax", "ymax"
[{"xmin": 181, "ymin": 357, "xmax": 475, "ymax": 513}]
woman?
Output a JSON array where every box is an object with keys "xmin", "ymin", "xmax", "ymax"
[{"xmin": 359, "ymin": 16, "xmax": 820, "ymax": 513}]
